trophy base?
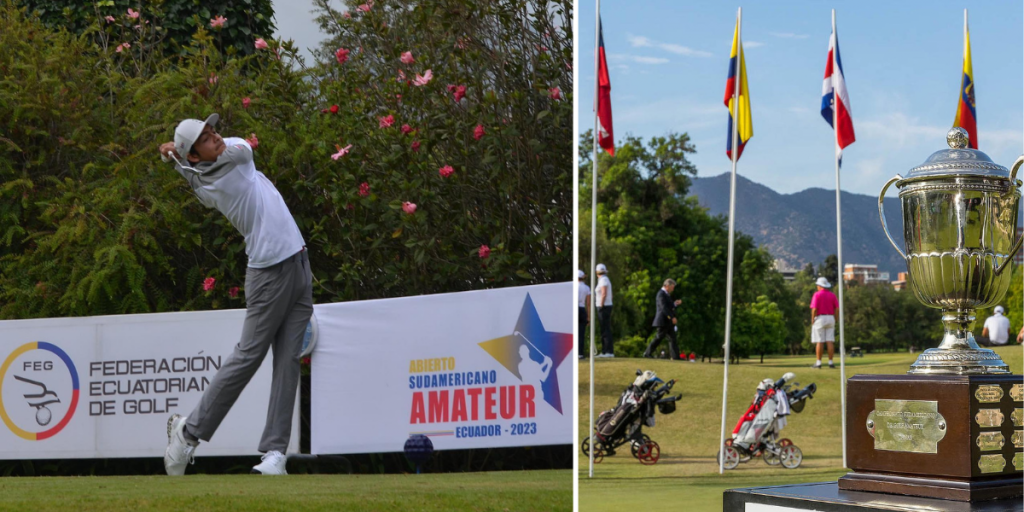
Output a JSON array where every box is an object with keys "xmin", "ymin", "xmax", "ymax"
[
  {"xmin": 845, "ymin": 374, "xmax": 1023, "ymax": 502},
  {"xmin": 909, "ymin": 347, "xmax": 1011, "ymax": 375},
  {"xmin": 838, "ymin": 471, "xmax": 1023, "ymax": 502}
]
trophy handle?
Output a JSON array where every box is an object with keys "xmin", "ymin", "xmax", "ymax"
[
  {"xmin": 878, "ymin": 175, "xmax": 907, "ymax": 260},
  {"xmin": 994, "ymin": 156, "xmax": 1024, "ymax": 275}
]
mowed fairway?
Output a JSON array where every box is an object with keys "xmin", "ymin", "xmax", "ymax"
[
  {"xmin": 578, "ymin": 346, "xmax": 1023, "ymax": 512},
  {"xmin": 0, "ymin": 470, "xmax": 571, "ymax": 512}
]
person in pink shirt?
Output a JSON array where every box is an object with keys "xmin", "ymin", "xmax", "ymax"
[{"xmin": 810, "ymin": 277, "xmax": 839, "ymax": 369}]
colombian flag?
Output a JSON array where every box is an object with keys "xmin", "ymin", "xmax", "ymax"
[
  {"xmin": 953, "ymin": 22, "xmax": 977, "ymax": 149},
  {"xmin": 724, "ymin": 19, "xmax": 753, "ymax": 160}
]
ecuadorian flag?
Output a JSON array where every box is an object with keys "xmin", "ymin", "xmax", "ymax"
[
  {"xmin": 724, "ymin": 19, "xmax": 753, "ymax": 161},
  {"xmin": 953, "ymin": 22, "xmax": 977, "ymax": 149}
]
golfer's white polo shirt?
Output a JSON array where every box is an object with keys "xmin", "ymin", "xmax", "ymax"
[{"xmin": 178, "ymin": 138, "xmax": 304, "ymax": 268}]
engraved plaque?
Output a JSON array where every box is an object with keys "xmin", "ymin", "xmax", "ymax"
[
  {"xmin": 1012, "ymin": 430, "xmax": 1024, "ymax": 449},
  {"xmin": 976, "ymin": 409, "xmax": 1005, "ymax": 428},
  {"xmin": 1011, "ymin": 384, "xmax": 1024, "ymax": 402},
  {"xmin": 1013, "ymin": 409, "xmax": 1024, "ymax": 427},
  {"xmin": 867, "ymin": 399, "xmax": 946, "ymax": 454},
  {"xmin": 975, "ymin": 385, "xmax": 1004, "ymax": 403},
  {"xmin": 976, "ymin": 432, "xmax": 1005, "ymax": 451},
  {"xmin": 978, "ymin": 454, "xmax": 1006, "ymax": 474},
  {"xmin": 1015, "ymin": 452, "xmax": 1024, "ymax": 471}
]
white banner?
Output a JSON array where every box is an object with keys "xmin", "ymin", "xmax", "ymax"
[
  {"xmin": 0, "ymin": 310, "xmax": 295, "ymax": 459},
  {"xmin": 311, "ymin": 283, "xmax": 573, "ymax": 454}
]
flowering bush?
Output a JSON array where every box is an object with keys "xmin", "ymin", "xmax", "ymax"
[{"xmin": 0, "ymin": 0, "xmax": 571, "ymax": 318}]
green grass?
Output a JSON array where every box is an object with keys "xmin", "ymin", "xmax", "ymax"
[
  {"xmin": 578, "ymin": 346, "xmax": 1023, "ymax": 512},
  {"xmin": 0, "ymin": 470, "xmax": 572, "ymax": 512}
]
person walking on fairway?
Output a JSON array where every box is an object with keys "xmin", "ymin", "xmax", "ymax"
[
  {"xmin": 158, "ymin": 114, "xmax": 312, "ymax": 476},
  {"xmin": 595, "ymin": 263, "xmax": 614, "ymax": 357},
  {"xmin": 810, "ymin": 277, "xmax": 839, "ymax": 369},
  {"xmin": 643, "ymin": 279, "xmax": 683, "ymax": 359}
]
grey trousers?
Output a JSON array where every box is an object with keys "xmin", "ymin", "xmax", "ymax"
[{"xmin": 187, "ymin": 249, "xmax": 313, "ymax": 453}]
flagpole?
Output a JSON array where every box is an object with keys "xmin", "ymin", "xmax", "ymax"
[
  {"xmin": 719, "ymin": 5, "xmax": 742, "ymax": 476},
  {"xmin": 588, "ymin": 0, "xmax": 600, "ymax": 480},
  {"xmin": 832, "ymin": 8, "xmax": 848, "ymax": 470}
]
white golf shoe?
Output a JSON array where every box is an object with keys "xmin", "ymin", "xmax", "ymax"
[
  {"xmin": 251, "ymin": 450, "xmax": 288, "ymax": 475},
  {"xmin": 164, "ymin": 414, "xmax": 198, "ymax": 476}
]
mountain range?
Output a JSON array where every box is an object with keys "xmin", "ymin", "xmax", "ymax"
[{"xmin": 687, "ymin": 173, "xmax": 908, "ymax": 277}]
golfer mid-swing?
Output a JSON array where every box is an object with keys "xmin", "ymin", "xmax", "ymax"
[{"xmin": 158, "ymin": 114, "xmax": 312, "ymax": 475}]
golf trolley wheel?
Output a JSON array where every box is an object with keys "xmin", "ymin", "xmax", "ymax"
[
  {"xmin": 637, "ymin": 441, "xmax": 660, "ymax": 465},
  {"xmin": 630, "ymin": 434, "xmax": 652, "ymax": 459},
  {"xmin": 778, "ymin": 438, "xmax": 793, "ymax": 447},
  {"xmin": 717, "ymin": 445, "xmax": 741, "ymax": 470},
  {"xmin": 581, "ymin": 437, "xmax": 604, "ymax": 463},
  {"xmin": 779, "ymin": 445, "xmax": 803, "ymax": 469},
  {"xmin": 762, "ymin": 448, "xmax": 780, "ymax": 466}
]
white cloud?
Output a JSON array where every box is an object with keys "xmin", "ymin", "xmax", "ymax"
[
  {"xmin": 770, "ymin": 32, "xmax": 810, "ymax": 39},
  {"xmin": 744, "ymin": 41, "xmax": 765, "ymax": 49},
  {"xmin": 626, "ymin": 33, "xmax": 712, "ymax": 58},
  {"xmin": 609, "ymin": 53, "xmax": 669, "ymax": 65}
]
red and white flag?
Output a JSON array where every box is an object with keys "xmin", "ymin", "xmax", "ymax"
[
  {"xmin": 596, "ymin": 17, "xmax": 614, "ymax": 156},
  {"xmin": 821, "ymin": 22, "xmax": 855, "ymax": 161}
]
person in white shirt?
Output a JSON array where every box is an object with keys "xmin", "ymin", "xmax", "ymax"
[
  {"xmin": 981, "ymin": 306, "xmax": 1011, "ymax": 346},
  {"xmin": 578, "ymin": 270, "xmax": 591, "ymax": 360},
  {"xmin": 158, "ymin": 114, "xmax": 311, "ymax": 476},
  {"xmin": 595, "ymin": 263, "xmax": 614, "ymax": 357}
]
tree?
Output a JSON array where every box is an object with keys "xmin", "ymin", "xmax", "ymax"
[
  {"xmin": 578, "ymin": 130, "xmax": 787, "ymax": 359},
  {"xmin": 731, "ymin": 295, "xmax": 787, "ymax": 363},
  {"xmin": 817, "ymin": 254, "xmax": 838, "ymax": 285}
]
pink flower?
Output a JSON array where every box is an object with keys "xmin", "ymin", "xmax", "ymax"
[
  {"xmin": 242, "ymin": 97, "xmax": 251, "ymax": 109},
  {"xmin": 453, "ymin": 85, "xmax": 466, "ymax": 102},
  {"xmin": 446, "ymin": 84, "xmax": 457, "ymax": 93},
  {"xmin": 411, "ymin": 141, "xmax": 421, "ymax": 152},
  {"xmin": 203, "ymin": 277, "xmax": 216, "ymax": 291},
  {"xmin": 255, "ymin": 38, "xmax": 269, "ymax": 50},
  {"xmin": 228, "ymin": 286, "xmax": 239, "ymax": 298},
  {"xmin": 104, "ymin": 15, "xmax": 115, "ymax": 23},
  {"xmin": 402, "ymin": 202, "xmax": 417, "ymax": 215},
  {"xmin": 378, "ymin": 115, "xmax": 395, "ymax": 128},
  {"xmin": 330, "ymin": 104, "xmax": 339, "ymax": 114},
  {"xmin": 400, "ymin": 124, "xmax": 413, "ymax": 135},
  {"xmin": 115, "ymin": 43, "xmax": 129, "ymax": 53},
  {"xmin": 400, "ymin": 51, "xmax": 414, "ymax": 64},
  {"xmin": 549, "ymin": 87, "xmax": 561, "ymax": 100},
  {"xmin": 396, "ymin": 69, "xmax": 406, "ymax": 81},
  {"xmin": 357, "ymin": 1, "xmax": 373, "ymax": 12},
  {"xmin": 473, "ymin": 124, "xmax": 485, "ymax": 140},
  {"xmin": 343, "ymin": 11, "xmax": 352, "ymax": 19},
  {"xmin": 126, "ymin": 8, "xmax": 140, "ymax": 19},
  {"xmin": 246, "ymin": 133, "xmax": 258, "ymax": 149},
  {"xmin": 210, "ymin": 15, "xmax": 227, "ymax": 29},
  {"xmin": 413, "ymin": 69, "xmax": 433, "ymax": 86},
  {"xmin": 332, "ymin": 144, "xmax": 352, "ymax": 160},
  {"xmin": 438, "ymin": 165, "xmax": 454, "ymax": 178},
  {"xmin": 358, "ymin": 182, "xmax": 370, "ymax": 197},
  {"xmin": 208, "ymin": 73, "xmax": 218, "ymax": 84},
  {"xmin": 335, "ymin": 47, "xmax": 350, "ymax": 65},
  {"xmin": 478, "ymin": 245, "xmax": 491, "ymax": 259}
]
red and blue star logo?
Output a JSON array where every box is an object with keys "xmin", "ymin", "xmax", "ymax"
[{"xmin": 478, "ymin": 294, "xmax": 573, "ymax": 414}]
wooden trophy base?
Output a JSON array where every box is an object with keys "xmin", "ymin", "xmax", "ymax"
[{"xmin": 839, "ymin": 373, "xmax": 1023, "ymax": 502}]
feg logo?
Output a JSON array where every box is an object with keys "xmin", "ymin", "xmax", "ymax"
[
  {"xmin": 478, "ymin": 294, "xmax": 573, "ymax": 414},
  {"xmin": 0, "ymin": 342, "xmax": 79, "ymax": 440}
]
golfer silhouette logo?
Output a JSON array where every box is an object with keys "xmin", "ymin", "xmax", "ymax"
[
  {"xmin": 0, "ymin": 342, "xmax": 80, "ymax": 440},
  {"xmin": 13, "ymin": 375, "xmax": 61, "ymax": 426},
  {"xmin": 515, "ymin": 332, "xmax": 552, "ymax": 391}
]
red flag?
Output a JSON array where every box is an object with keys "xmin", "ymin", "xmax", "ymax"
[{"xmin": 596, "ymin": 18, "xmax": 614, "ymax": 156}]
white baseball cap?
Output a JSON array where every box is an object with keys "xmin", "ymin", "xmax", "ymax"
[
  {"xmin": 815, "ymin": 277, "xmax": 831, "ymax": 288},
  {"xmin": 995, "ymin": 306, "xmax": 1005, "ymax": 314},
  {"xmin": 578, "ymin": 270, "xmax": 585, "ymax": 278},
  {"xmin": 596, "ymin": 263, "xmax": 608, "ymax": 273},
  {"xmin": 173, "ymin": 114, "xmax": 220, "ymax": 162}
]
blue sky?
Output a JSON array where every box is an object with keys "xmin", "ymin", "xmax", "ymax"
[{"xmin": 576, "ymin": 0, "xmax": 1024, "ymax": 195}]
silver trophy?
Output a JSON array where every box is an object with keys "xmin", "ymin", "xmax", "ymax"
[{"xmin": 879, "ymin": 127, "xmax": 1024, "ymax": 374}]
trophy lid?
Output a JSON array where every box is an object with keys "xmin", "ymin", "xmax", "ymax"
[{"xmin": 902, "ymin": 128, "xmax": 1009, "ymax": 183}]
